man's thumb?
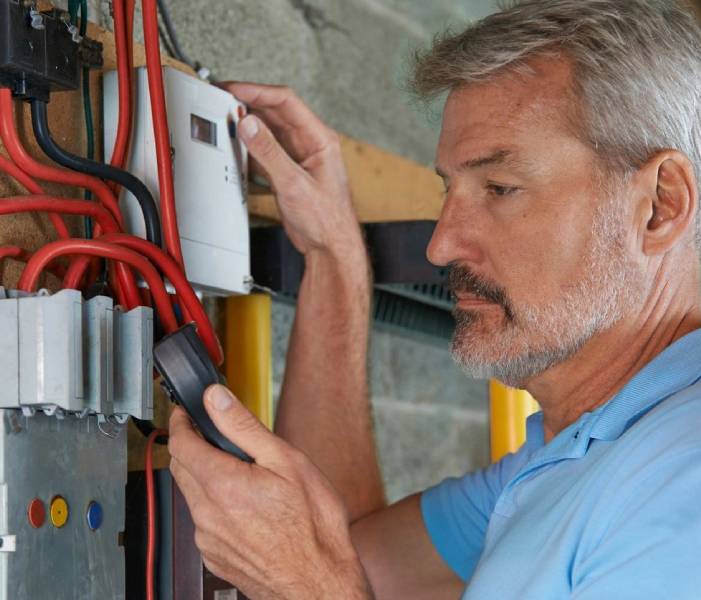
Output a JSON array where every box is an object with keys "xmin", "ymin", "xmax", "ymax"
[
  {"xmin": 237, "ymin": 115, "xmax": 302, "ymax": 191},
  {"xmin": 203, "ymin": 384, "xmax": 283, "ymax": 465}
]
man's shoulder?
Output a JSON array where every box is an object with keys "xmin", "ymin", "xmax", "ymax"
[
  {"xmin": 622, "ymin": 377, "xmax": 701, "ymax": 451},
  {"xmin": 584, "ymin": 379, "xmax": 701, "ymax": 504}
]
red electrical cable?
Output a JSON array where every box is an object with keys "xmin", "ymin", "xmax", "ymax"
[
  {"xmin": 0, "ymin": 154, "xmax": 71, "ymax": 238},
  {"xmin": 0, "ymin": 246, "xmax": 66, "ymax": 280},
  {"xmin": 0, "ymin": 194, "xmax": 137, "ymax": 304},
  {"xmin": 60, "ymin": 233, "xmax": 222, "ymax": 363},
  {"xmin": 142, "ymin": 0, "xmax": 185, "ymax": 269},
  {"xmin": 145, "ymin": 428, "xmax": 168, "ymax": 600},
  {"xmin": 0, "ymin": 90, "xmax": 140, "ymax": 307},
  {"xmin": 0, "ymin": 155, "xmax": 110, "ymax": 293},
  {"xmin": 0, "ymin": 196, "xmax": 121, "ymax": 233},
  {"xmin": 109, "ymin": 0, "xmax": 132, "ymax": 175},
  {"xmin": 17, "ymin": 240, "xmax": 179, "ymax": 332},
  {"xmin": 0, "ymin": 89, "xmax": 125, "ymax": 227},
  {"xmin": 126, "ymin": 0, "xmax": 136, "ymax": 74},
  {"xmin": 97, "ymin": 234, "xmax": 222, "ymax": 364}
]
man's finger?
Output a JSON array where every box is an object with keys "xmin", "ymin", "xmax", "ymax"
[
  {"xmin": 224, "ymin": 82, "xmax": 325, "ymax": 132},
  {"xmin": 204, "ymin": 384, "xmax": 291, "ymax": 468},
  {"xmin": 168, "ymin": 407, "xmax": 243, "ymax": 481},
  {"xmin": 238, "ymin": 115, "xmax": 310, "ymax": 195},
  {"xmin": 170, "ymin": 456, "xmax": 208, "ymax": 513}
]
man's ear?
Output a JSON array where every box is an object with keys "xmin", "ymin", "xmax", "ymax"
[{"xmin": 635, "ymin": 150, "xmax": 698, "ymax": 256}]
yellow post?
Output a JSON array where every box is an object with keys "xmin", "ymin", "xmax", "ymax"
[
  {"xmin": 224, "ymin": 294, "xmax": 273, "ymax": 430},
  {"xmin": 489, "ymin": 380, "xmax": 539, "ymax": 463}
]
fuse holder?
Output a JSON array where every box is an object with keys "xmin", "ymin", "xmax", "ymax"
[
  {"xmin": 50, "ymin": 496, "xmax": 69, "ymax": 528},
  {"xmin": 86, "ymin": 501, "xmax": 103, "ymax": 531},
  {"xmin": 27, "ymin": 498, "xmax": 45, "ymax": 528}
]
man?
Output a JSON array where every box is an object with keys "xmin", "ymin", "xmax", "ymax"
[{"xmin": 168, "ymin": 0, "xmax": 701, "ymax": 597}]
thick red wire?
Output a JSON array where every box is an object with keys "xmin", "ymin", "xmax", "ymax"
[
  {"xmin": 0, "ymin": 89, "xmax": 125, "ymax": 226},
  {"xmin": 61, "ymin": 233, "xmax": 222, "ymax": 364},
  {"xmin": 145, "ymin": 428, "xmax": 168, "ymax": 600},
  {"xmin": 0, "ymin": 196, "xmax": 120, "ymax": 233},
  {"xmin": 17, "ymin": 239, "xmax": 178, "ymax": 332},
  {"xmin": 0, "ymin": 90, "xmax": 140, "ymax": 307},
  {"xmin": 109, "ymin": 0, "xmax": 132, "ymax": 176},
  {"xmin": 0, "ymin": 154, "xmax": 70, "ymax": 238},
  {"xmin": 0, "ymin": 246, "xmax": 66, "ymax": 280},
  {"xmin": 95, "ymin": 234, "xmax": 222, "ymax": 364},
  {"xmin": 142, "ymin": 0, "xmax": 185, "ymax": 269}
]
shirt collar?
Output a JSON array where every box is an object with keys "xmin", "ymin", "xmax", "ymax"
[
  {"xmin": 588, "ymin": 328, "xmax": 701, "ymax": 441},
  {"xmin": 523, "ymin": 328, "xmax": 701, "ymax": 458}
]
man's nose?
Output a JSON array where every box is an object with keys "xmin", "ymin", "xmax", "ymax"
[{"xmin": 427, "ymin": 198, "xmax": 484, "ymax": 267}]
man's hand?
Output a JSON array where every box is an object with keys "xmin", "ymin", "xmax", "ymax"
[
  {"xmin": 168, "ymin": 384, "xmax": 373, "ymax": 600},
  {"xmin": 222, "ymin": 82, "xmax": 365, "ymax": 262}
]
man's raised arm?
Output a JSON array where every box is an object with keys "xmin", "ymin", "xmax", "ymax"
[
  {"xmin": 214, "ymin": 83, "xmax": 463, "ymax": 598},
  {"xmin": 223, "ymin": 82, "xmax": 384, "ymax": 521}
]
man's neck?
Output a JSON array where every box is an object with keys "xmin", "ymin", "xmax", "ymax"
[{"xmin": 524, "ymin": 279, "xmax": 701, "ymax": 443}]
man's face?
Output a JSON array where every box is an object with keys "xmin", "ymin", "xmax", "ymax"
[{"xmin": 429, "ymin": 58, "xmax": 643, "ymax": 386}]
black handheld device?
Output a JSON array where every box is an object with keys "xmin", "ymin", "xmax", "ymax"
[{"xmin": 153, "ymin": 323, "xmax": 253, "ymax": 462}]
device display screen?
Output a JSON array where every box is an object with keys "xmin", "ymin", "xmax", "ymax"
[{"xmin": 191, "ymin": 114, "xmax": 217, "ymax": 146}]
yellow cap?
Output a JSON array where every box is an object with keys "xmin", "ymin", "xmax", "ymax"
[{"xmin": 50, "ymin": 496, "xmax": 69, "ymax": 528}]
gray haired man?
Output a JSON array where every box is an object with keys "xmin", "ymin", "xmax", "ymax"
[{"xmin": 167, "ymin": 1, "xmax": 701, "ymax": 598}]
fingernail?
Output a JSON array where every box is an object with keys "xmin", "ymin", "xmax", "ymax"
[
  {"xmin": 238, "ymin": 115, "xmax": 259, "ymax": 140},
  {"xmin": 211, "ymin": 385, "xmax": 233, "ymax": 411}
]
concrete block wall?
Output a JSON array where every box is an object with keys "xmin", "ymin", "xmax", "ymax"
[{"xmin": 70, "ymin": 0, "xmax": 502, "ymax": 502}]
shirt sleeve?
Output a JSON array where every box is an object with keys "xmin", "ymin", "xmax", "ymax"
[
  {"xmin": 420, "ymin": 444, "xmax": 531, "ymax": 582},
  {"xmin": 571, "ymin": 449, "xmax": 701, "ymax": 600}
]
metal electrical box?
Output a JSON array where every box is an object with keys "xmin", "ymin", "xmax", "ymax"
[
  {"xmin": 0, "ymin": 289, "xmax": 153, "ymax": 599},
  {"xmin": 104, "ymin": 66, "xmax": 251, "ymax": 296},
  {"xmin": 0, "ymin": 411, "xmax": 127, "ymax": 600}
]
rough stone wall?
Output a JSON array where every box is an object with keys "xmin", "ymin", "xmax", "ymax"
[{"xmin": 68, "ymin": 0, "xmax": 502, "ymax": 502}]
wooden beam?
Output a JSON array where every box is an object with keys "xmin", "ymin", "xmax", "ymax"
[{"xmin": 249, "ymin": 136, "xmax": 443, "ymax": 223}]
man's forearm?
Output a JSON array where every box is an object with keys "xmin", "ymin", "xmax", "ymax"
[{"xmin": 274, "ymin": 245, "xmax": 386, "ymax": 521}]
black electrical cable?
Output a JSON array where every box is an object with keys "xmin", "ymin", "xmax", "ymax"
[
  {"xmin": 155, "ymin": 0, "xmax": 197, "ymax": 70},
  {"xmin": 133, "ymin": 418, "xmax": 169, "ymax": 445},
  {"xmin": 157, "ymin": 22, "xmax": 177, "ymax": 61},
  {"xmin": 29, "ymin": 99, "xmax": 163, "ymax": 249}
]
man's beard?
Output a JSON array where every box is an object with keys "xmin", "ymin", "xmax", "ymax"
[{"xmin": 450, "ymin": 185, "xmax": 643, "ymax": 387}]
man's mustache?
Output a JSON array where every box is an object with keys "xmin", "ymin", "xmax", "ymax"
[{"xmin": 448, "ymin": 265, "xmax": 515, "ymax": 322}]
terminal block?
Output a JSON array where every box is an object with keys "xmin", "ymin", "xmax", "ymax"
[
  {"xmin": 0, "ymin": 289, "xmax": 153, "ymax": 420},
  {"xmin": 83, "ymin": 295, "xmax": 115, "ymax": 416},
  {"xmin": 18, "ymin": 289, "xmax": 84, "ymax": 413},
  {"xmin": 113, "ymin": 306, "xmax": 154, "ymax": 421},
  {"xmin": 0, "ymin": 0, "xmax": 103, "ymax": 100}
]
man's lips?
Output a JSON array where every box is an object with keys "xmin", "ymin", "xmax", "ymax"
[{"xmin": 454, "ymin": 292, "xmax": 499, "ymax": 309}]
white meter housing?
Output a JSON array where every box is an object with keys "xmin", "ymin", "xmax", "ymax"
[{"xmin": 104, "ymin": 67, "xmax": 250, "ymax": 296}]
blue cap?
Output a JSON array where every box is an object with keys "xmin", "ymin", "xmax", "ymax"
[{"xmin": 86, "ymin": 501, "xmax": 103, "ymax": 531}]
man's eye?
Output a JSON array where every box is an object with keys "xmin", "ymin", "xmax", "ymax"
[{"xmin": 487, "ymin": 183, "xmax": 519, "ymax": 197}]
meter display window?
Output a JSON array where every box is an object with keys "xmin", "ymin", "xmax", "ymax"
[{"xmin": 191, "ymin": 114, "xmax": 217, "ymax": 146}]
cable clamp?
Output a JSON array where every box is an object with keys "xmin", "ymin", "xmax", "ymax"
[
  {"xmin": 28, "ymin": 7, "xmax": 45, "ymax": 30},
  {"xmin": 59, "ymin": 13, "xmax": 83, "ymax": 43},
  {"xmin": 67, "ymin": 23, "xmax": 83, "ymax": 44},
  {"xmin": 247, "ymin": 277, "xmax": 277, "ymax": 296}
]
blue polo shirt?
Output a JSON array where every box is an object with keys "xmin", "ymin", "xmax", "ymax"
[{"xmin": 422, "ymin": 329, "xmax": 701, "ymax": 599}]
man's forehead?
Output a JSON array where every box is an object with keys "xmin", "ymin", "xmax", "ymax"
[{"xmin": 436, "ymin": 57, "xmax": 578, "ymax": 168}]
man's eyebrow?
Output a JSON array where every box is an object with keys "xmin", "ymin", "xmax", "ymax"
[{"xmin": 435, "ymin": 149, "xmax": 515, "ymax": 178}]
